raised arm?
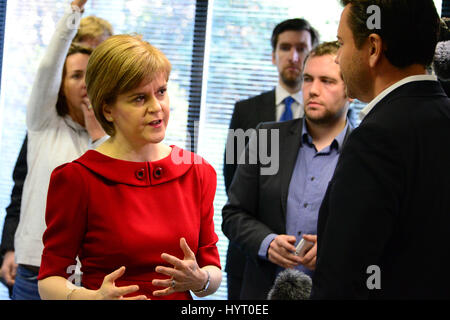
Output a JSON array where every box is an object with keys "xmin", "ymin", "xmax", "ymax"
[{"xmin": 26, "ymin": 1, "xmax": 86, "ymax": 131}]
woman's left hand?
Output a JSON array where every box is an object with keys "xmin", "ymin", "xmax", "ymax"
[{"xmin": 152, "ymin": 238, "xmax": 208, "ymax": 297}]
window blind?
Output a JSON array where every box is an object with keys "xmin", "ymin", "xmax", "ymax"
[
  {"xmin": 0, "ymin": 0, "xmax": 8, "ymax": 300},
  {"xmin": 443, "ymin": 0, "xmax": 450, "ymax": 17},
  {"xmin": 0, "ymin": 0, "xmax": 5, "ymax": 94}
]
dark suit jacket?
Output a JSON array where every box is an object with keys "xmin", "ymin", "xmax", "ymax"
[
  {"xmin": 0, "ymin": 135, "xmax": 27, "ymax": 297},
  {"xmin": 222, "ymin": 118, "xmax": 352, "ymax": 299},
  {"xmin": 222, "ymin": 89, "xmax": 276, "ymax": 290},
  {"xmin": 223, "ymin": 89, "xmax": 277, "ymax": 191},
  {"xmin": 311, "ymin": 80, "xmax": 450, "ymax": 299},
  {"xmin": 1, "ymin": 135, "xmax": 27, "ymax": 258}
]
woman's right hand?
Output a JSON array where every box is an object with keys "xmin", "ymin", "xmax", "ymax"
[
  {"xmin": 95, "ymin": 266, "xmax": 148, "ymax": 300},
  {"xmin": 71, "ymin": 0, "xmax": 87, "ymax": 10}
]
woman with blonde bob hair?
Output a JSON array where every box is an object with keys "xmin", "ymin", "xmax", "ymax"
[{"xmin": 37, "ymin": 34, "xmax": 222, "ymax": 300}]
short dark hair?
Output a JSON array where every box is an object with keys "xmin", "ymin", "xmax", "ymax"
[
  {"xmin": 56, "ymin": 43, "xmax": 93, "ymax": 117},
  {"xmin": 271, "ymin": 18, "xmax": 319, "ymax": 51},
  {"xmin": 340, "ymin": 0, "xmax": 440, "ymax": 68}
]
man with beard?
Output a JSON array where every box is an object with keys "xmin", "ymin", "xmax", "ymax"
[
  {"xmin": 311, "ymin": 0, "xmax": 450, "ymax": 299},
  {"xmin": 222, "ymin": 41, "xmax": 352, "ymax": 299},
  {"xmin": 222, "ymin": 18, "xmax": 319, "ymax": 300}
]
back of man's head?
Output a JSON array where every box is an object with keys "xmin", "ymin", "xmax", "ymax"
[
  {"xmin": 271, "ymin": 18, "xmax": 319, "ymax": 51},
  {"xmin": 341, "ymin": 0, "xmax": 440, "ymax": 68},
  {"xmin": 74, "ymin": 15, "xmax": 114, "ymax": 44}
]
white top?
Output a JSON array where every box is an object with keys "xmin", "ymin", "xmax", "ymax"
[
  {"xmin": 14, "ymin": 6, "xmax": 105, "ymax": 267},
  {"xmin": 359, "ymin": 74, "xmax": 438, "ymax": 121},
  {"xmin": 275, "ymin": 84, "xmax": 304, "ymax": 121}
]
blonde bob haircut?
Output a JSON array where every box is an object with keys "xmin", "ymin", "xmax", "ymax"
[{"xmin": 85, "ymin": 34, "xmax": 171, "ymax": 136}]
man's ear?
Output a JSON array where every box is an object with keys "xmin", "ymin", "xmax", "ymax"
[
  {"xmin": 368, "ymin": 33, "xmax": 383, "ymax": 68},
  {"xmin": 103, "ymin": 103, "xmax": 113, "ymax": 122},
  {"xmin": 272, "ymin": 50, "xmax": 276, "ymax": 66}
]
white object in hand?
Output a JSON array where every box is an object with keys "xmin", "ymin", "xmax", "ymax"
[{"xmin": 295, "ymin": 238, "xmax": 314, "ymax": 257}]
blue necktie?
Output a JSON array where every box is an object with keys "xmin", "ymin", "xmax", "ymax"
[{"xmin": 280, "ymin": 96, "xmax": 294, "ymax": 121}]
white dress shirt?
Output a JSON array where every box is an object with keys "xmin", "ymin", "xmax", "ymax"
[
  {"xmin": 275, "ymin": 84, "xmax": 304, "ymax": 121},
  {"xmin": 359, "ymin": 74, "xmax": 438, "ymax": 121}
]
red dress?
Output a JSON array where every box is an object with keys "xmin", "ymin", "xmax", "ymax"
[{"xmin": 38, "ymin": 146, "xmax": 221, "ymax": 300}]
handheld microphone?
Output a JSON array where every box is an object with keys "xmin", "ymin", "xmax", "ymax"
[
  {"xmin": 438, "ymin": 18, "xmax": 450, "ymax": 42},
  {"xmin": 434, "ymin": 18, "xmax": 450, "ymax": 81},
  {"xmin": 433, "ymin": 40, "xmax": 450, "ymax": 81},
  {"xmin": 267, "ymin": 269, "xmax": 312, "ymax": 300}
]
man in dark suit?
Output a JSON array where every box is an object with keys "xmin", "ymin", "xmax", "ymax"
[
  {"xmin": 222, "ymin": 18, "xmax": 319, "ymax": 300},
  {"xmin": 0, "ymin": 137, "xmax": 27, "ymax": 298},
  {"xmin": 222, "ymin": 41, "xmax": 352, "ymax": 299},
  {"xmin": 311, "ymin": 0, "xmax": 450, "ymax": 299},
  {"xmin": 224, "ymin": 19, "xmax": 319, "ymax": 191}
]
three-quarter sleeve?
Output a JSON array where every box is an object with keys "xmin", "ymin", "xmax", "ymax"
[
  {"xmin": 38, "ymin": 163, "xmax": 88, "ymax": 280},
  {"xmin": 196, "ymin": 161, "xmax": 221, "ymax": 269}
]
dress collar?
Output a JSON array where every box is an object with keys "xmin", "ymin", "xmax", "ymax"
[{"xmin": 74, "ymin": 145, "xmax": 197, "ymax": 186}]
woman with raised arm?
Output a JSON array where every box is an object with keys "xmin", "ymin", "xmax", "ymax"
[{"xmin": 11, "ymin": 0, "xmax": 108, "ymax": 300}]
